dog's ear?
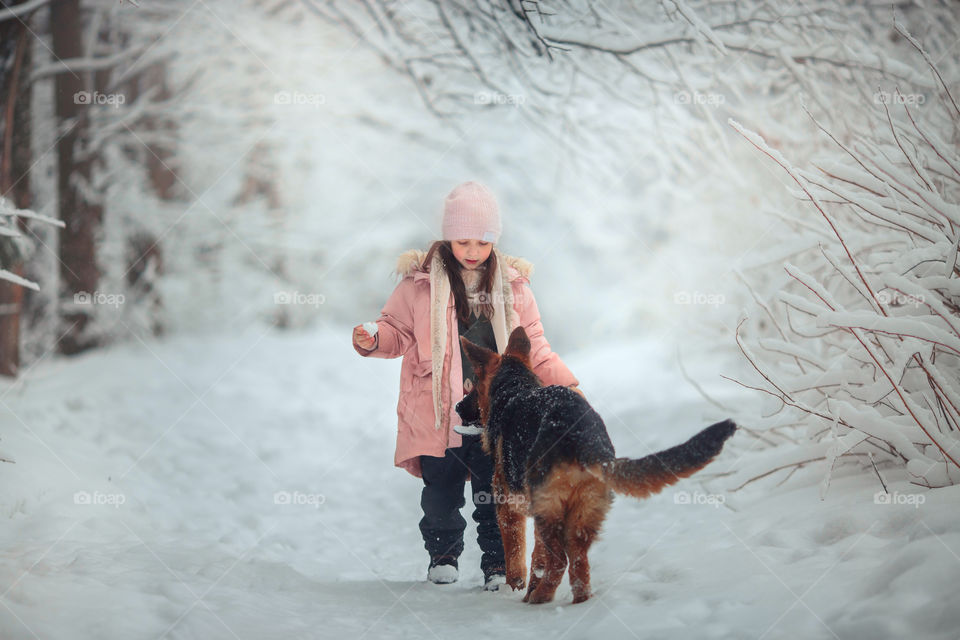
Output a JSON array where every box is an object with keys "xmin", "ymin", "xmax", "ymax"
[
  {"xmin": 460, "ymin": 335, "xmax": 499, "ymax": 373},
  {"xmin": 505, "ymin": 326, "xmax": 531, "ymax": 358}
]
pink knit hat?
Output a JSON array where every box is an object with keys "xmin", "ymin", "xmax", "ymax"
[{"xmin": 441, "ymin": 181, "xmax": 501, "ymax": 243}]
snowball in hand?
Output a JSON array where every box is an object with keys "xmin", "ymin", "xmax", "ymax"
[{"xmin": 362, "ymin": 322, "xmax": 378, "ymax": 336}]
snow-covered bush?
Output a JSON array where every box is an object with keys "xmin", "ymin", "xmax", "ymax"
[{"xmin": 730, "ymin": 18, "xmax": 960, "ymax": 490}]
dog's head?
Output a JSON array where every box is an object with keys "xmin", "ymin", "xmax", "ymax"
[
  {"xmin": 455, "ymin": 385, "xmax": 495, "ymax": 454},
  {"xmin": 459, "ymin": 327, "xmax": 533, "ymax": 425}
]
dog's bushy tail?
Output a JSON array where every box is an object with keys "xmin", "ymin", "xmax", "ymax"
[{"xmin": 601, "ymin": 420, "xmax": 737, "ymax": 499}]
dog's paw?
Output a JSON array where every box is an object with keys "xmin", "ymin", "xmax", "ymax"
[
  {"xmin": 522, "ymin": 575, "xmax": 541, "ymax": 602},
  {"xmin": 524, "ymin": 590, "xmax": 554, "ymax": 604},
  {"xmin": 506, "ymin": 574, "xmax": 525, "ymax": 591}
]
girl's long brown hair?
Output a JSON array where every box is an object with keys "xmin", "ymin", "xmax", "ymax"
[{"xmin": 422, "ymin": 240, "xmax": 497, "ymax": 324}]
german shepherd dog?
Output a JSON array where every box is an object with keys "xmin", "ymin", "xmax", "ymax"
[{"xmin": 456, "ymin": 327, "xmax": 736, "ymax": 604}]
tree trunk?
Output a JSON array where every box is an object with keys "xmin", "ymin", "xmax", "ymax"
[
  {"xmin": 0, "ymin": 9, "xmax": 33, "ymax": 377},
  {"xmin": 50, "ymin": 0, "xmax": 103, "ymax": 355}
]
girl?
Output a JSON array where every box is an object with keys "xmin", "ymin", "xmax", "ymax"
[{"xmin": 352, "ymin": 181, "xmax": 580, "ymax": 590}]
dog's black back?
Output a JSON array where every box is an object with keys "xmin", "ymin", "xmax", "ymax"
[{"xmin": 457, "ymin": 355, "xmax": 615, "ymax": 493}]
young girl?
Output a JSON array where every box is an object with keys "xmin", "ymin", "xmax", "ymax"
[{"xmin": 352, "ymin": 181, "xmax": 580, "ymax": 590}]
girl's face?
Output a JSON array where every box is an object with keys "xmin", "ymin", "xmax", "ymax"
[{"xmin": 450, "ymin": 239, "xmax": 493, "ymax": 270}]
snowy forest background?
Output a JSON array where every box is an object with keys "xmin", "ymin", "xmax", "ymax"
[{"xmin": 1, "ymin": 1, "xmax": 959, "ymax": 638}]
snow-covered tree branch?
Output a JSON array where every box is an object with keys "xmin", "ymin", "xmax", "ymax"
[{"xmin": 730, "ymin": 14, "xmax": 960, "ymax": 490}]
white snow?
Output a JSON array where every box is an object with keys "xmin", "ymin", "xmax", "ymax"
[{"xmin": 1, "ymin": 327, "xmax": 958, "ymax": 639}]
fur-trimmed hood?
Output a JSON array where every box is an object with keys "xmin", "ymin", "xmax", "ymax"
[{"xmin": 395, "ymin": 248, "xmax": 534, "ymax": 282}]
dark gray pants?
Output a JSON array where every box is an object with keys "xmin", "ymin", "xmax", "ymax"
[{"xmin": 419, "ymin": 435, "xmax": 505, "ymax": 573}]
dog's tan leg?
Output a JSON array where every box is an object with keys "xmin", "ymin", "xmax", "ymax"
[
  {"xmin": 522, "ymin": 531, "xmax": 548, "ymax": 602},
  {"xmin": 525, "ymin": 515, "xmax": 566, "ymax": 604},
  {"xmin": 525, "ymin": 516, "xmax": 566, "ymax": 604},
  {"xmin": 494, "ymin": 470, "xmax": 526, "ymax": 591},
  {"xmin": 526, "ymin": 465, "xmax": 573, "ymax": 604},
  {"xmin": 565, "ymin": 478, "xmax": 612, "ymax": 604},
  {"xmin": 497, "ymin": 501, "xmax": 526, "ymax": 591},
  {"xmin": 565, "ymin": 521, "xmax": 599, "ymax": 604}
]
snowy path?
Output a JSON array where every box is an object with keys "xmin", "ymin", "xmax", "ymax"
[{"xmin": 1, "ymin": 327, "xmax": 958, "ymax": 639}]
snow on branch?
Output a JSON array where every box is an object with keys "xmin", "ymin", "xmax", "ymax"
[
  {"xmin": 30, "ymin": 45, "xmax": 150, "ymax": 82},
  {"xmin": 0, "ymin": 197, "xmax": 64, "ymax": 291},
  {"xmin": 303, "ymin": 0, "xmax": 932, "ymax": 169},
  {"xmin": 727, "ymin": 20, "xmax": 960, "ymax": 490},
  {"xmin": 0, "ymin": 0, "xmax": 50, "ymax": 24}
]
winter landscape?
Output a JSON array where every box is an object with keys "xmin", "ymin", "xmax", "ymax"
[{"xmin": 1, "ymin": 1, "xmax": 958, "ymax": 639}]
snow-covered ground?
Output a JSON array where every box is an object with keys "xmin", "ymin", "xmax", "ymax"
[{"xmin": 1, "ymin": 326, "xmax": 957, "ymax": 639}]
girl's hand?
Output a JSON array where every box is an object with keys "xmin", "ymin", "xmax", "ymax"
[{"xmin": 353, "ymin": 325, "xmax": 378, "ymax": 351}]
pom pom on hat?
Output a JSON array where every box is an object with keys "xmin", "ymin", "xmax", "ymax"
[{"xmin": 441, "ymin": 181, "xmax": 501, "ymax": 243}]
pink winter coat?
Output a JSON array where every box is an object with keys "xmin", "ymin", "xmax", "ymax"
[{"xmin": 353, "ymin": 248, "xmax": 579, "ymax": 478}]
